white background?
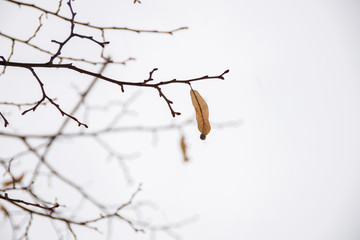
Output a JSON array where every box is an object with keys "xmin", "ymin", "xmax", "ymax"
[{"xmin": 1, "ymin": 0, "xmax": 360, "ymax": 239}]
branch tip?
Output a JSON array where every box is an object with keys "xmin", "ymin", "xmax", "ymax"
[{"xmin": 0, "ymin": 112, "xmax": 9, "ymax": 127}]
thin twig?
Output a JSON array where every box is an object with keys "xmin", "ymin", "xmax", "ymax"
[
  {"xmin": 0, "ymin": 193, "xmax": 59, "ymax": 212},
  {"xmin": 25, "ymin": 14, "xmax": 44, "ymax": 43},
  {"xmin": 5, "ymin": 0, "xmax": 187, "ymax": 35},
  {"xmin": 0, "ymin": 32, "xmax": 134, "ymax": 65},
  {"xmin": 48, "ymin": 0, "xmax": 109, "ymax": 64},
  {"xmin": 0, "ymin": 39, "xmax": 15, "ymax": 75},
  {"xmin": 22, "ymin": 67, "xmax": 88, "ymax": 128},
  {"xmin": 0, "ymin": 112, "xmax": 9, "ymax": 127}
]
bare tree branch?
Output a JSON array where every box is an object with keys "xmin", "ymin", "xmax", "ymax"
[{"xmin": 0, "ymin": 59, "xmax": 229, "ymax": 123}]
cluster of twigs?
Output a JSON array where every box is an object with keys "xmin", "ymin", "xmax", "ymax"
[
  {"xmin": 0, "ymin": 0, "xmax": 229, "ymax": 239},
  {"xmin": 0, "ymin": 0, "xmax": 228, "ymax": 127},
  {"xmin": 0, "ymin": 63, "xmax": 147, "ymax": 239}
]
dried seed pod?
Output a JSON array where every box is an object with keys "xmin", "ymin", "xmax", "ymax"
[{"xmin": 190, "ymin": 89, "xmax": 211, "ymax": 140}]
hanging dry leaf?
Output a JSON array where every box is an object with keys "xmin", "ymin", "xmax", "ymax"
[
  {"xmin": 190, "ymin": 89, "xmax": 211, "ymax": 140},
  {"xmin": 180, "ymin": 135, "xmax": 189, "ymax": 162}
]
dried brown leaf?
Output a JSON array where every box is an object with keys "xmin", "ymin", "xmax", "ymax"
[
  {"xmin": 2, "ymin": 180, "xmax": 13, "ymax": 187},
  {"xmin": 190, "ymin": 89, "xmax": 211, "ymax": 140},
  {"xmin": 180, "ymin": 135, "xmax": 189, "ymax": 162},
  {"xmin": 2, "ymin": 173, "xmax": 25, "ymax": 187}
]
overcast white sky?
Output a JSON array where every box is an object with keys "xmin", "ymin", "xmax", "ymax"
[{"xmin": 1, "ymin": 0, "xmax": 360, "ymax": 239}]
